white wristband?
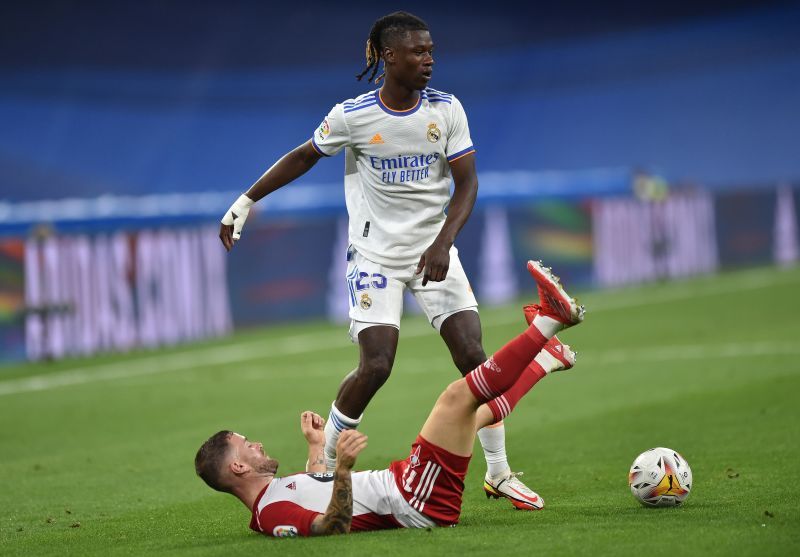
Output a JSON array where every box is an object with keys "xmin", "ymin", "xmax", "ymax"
[{"xmin": 221, "ymin": 194, "xmax": 255, "ymax": 240}]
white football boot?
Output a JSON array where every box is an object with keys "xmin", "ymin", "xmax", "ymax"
[{"xmin": 484, "ymin": 470, "xmax": 545, "ymax": 510}]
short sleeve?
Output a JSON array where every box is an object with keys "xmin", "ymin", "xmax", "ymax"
[
  {"xmin": 445, "ymin": 96, "xmax": 476, "ymax": 163},
  {"xmin": 311, "ymin": 104, "xmax": 350, "ymax": 157},
  {"xmin": 255, "ymin": 501, "xmax": 321, "ymax": 538}
]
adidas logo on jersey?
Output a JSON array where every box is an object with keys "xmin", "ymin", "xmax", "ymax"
[
  {"xmin": 369, "ymin": 133, "xmax": 385, "ymax": 144},
  {"xmin": 286, "ymin": 482, "xmax": 297, "ymax": 490}
]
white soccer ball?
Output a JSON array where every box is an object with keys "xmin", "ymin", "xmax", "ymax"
[{"xmin": 628, "ymin": 447, "xmax": 692, "ymax": 507}]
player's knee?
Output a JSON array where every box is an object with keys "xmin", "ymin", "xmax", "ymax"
[
  {"xmin": 359, "ymin": 352, "xmax": 394, "ymax": 387},
  {"xmin": 452, "ymin": 342, "xmax": 486, "ymax": 376},
  {"xmin": 438, "ymin": 380, "xmax": 474, "ymax": 412}
]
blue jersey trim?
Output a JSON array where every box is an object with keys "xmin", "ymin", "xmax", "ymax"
[
  {"xmin": 344, "ymin": 96, "xmax": 376, "ymax": 109},
  {"xmin": 376, "ymin": 90, "xmax": 422, "ymax": 117},
  {"xmin": 422, "ymin": 88, "xmax": 453, "ymax": 104},
  {"xmin": 311, "ymin": 137, "xmax": 331, "ymax": 157},
  {"xmin": 343, "ymin": 91, "xmax": 379, "ymax": 112},
  {"xmin": 344, "ymin": 101, "xmax": 377, "ymax": 113},
  {"xmin": 447, "ymin": 146, "xmax": 475, "ymax": 162},
  {"xmin": 344, "ymin": 91, "xmax": 376, "ymax": 105}
]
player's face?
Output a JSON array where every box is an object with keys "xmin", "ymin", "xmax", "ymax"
[
  {"xmin": 230, "ymin": 433, "xmax": 279, "ymax": 475},
  {"xmin": 387, "ymin": 30, "xmax": 434, "ymax": 90}
]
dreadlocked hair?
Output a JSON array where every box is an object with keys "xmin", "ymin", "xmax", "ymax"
[{"xmin": 356, "ymin": 11, "xmax": 429, "ymax": 84}]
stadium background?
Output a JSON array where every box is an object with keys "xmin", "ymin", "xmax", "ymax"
[
  {"xmin": 0, "ymin": 0, "xmax": 798, "ymax": 362},
  {"xmin": 2, "ymin": 3, "xmax": 800, "ymax": 555}
]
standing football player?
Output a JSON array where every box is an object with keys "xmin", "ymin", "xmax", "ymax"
[{"xmin": 219, "ymin": 11, "xmax": 556, "ymax": 509}]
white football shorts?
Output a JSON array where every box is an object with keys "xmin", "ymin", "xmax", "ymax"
[{"xmin": 345, "ymin": 245, "xmax": 478, "ymax": 342}]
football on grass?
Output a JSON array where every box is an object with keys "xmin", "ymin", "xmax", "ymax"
[{"xmin": 628, "ymin": 447, "xmax": 692, "ymax": 507}]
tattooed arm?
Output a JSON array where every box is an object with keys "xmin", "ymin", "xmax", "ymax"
[
  {"xmin": 309, "ymin": 430, "xmax": 368, "ymax": 536},
  {"xmin": 306, "ymin": 446, "xmax": 326, "ymax": 473},
  {"xmin": 310, "ymin": 467, "xmax": 354, "ymax": 535}
]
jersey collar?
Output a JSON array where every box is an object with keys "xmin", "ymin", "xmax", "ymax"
[{"xmin": 376, "ymin": 89, "xmax": 422, "ymax": 117}]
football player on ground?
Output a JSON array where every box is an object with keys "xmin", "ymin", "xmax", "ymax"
[
  {"xmin": 219, "ymin": 11, "xmax": 565, "ymax": 508},
  {"xmin": 195, "ymin": 262, "xmax": 584, "ymax": 536}
]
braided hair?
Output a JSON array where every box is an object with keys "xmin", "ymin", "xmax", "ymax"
[{"xmin": 356, "ymin": 11, "xmax": 429, "ymax": 84}]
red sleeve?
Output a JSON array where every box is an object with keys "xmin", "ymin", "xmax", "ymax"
[{"xmin": 254, "ymin": 501, "xmax": 321, "ymax": 538}]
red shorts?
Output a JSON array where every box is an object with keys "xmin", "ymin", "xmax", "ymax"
[{"xmin": 389, "ymin": 435, "xmax": 471, "ymax": 526}]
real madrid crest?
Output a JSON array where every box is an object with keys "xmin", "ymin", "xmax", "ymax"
[
  {"xmin": 427, "ymin": 123, "xmax": 441, "ymax": 143},
  {"xmin": 360, "ymin": 293, "xmax": 372, "ymax": 310}
]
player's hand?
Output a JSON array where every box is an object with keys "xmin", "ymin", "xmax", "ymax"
[
  {"xmin": 415, "ymin": 240, "xmax": 451, "ymax": 286},
  {"xmin": 335, "ymin": 430, "xmax": 367, "ymax": 471},
  {"xmin": 300, "ymin": 411, "xmax": 326, "ymax": 447},
  {"xmin": 219, "ymin": 194, "xmax": 255, "ymax": 251}
]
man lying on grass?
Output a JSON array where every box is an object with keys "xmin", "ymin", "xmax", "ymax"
[{"xmin": 195, "ymin": 261, "xmax": 584, "ymax": 537}]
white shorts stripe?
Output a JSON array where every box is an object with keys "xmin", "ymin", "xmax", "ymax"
[
  {"xmin": 414, "ymin": 463, "xmax": 441, "ymax": 511},
  {"xmin": 412, "ymin": 463, "xmax": 437, "ymax": 510},
  {"xmin": 417, "ymin": 465, "xmax": 442, "ymax": 512},
  {"xmin": 410, "ymin": 462, "xmax": 433, "ymax": 506}
]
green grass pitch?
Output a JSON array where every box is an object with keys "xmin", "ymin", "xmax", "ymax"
[{"xmin": 1, "ymin": 265, "xmax": 799, "ymax": 556}]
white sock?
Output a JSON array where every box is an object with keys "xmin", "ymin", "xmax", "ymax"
[
  {"xmin": 532, "ymin": 313, "xmax": 562, "ymax": 338},
  {"xmin": 323, "ymin": 402, "xmax": 362, "ymax": 471},
  {"xmin": 477, "ymin": 423, "xmax": 510, "ymax": 478}
]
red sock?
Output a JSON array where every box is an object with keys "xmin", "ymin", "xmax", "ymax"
[
  {"xmin": 487, "ymin": 361, "xmax": 547, "ymax": 423},
  {"xmin": 465, "ymin": 325, "xmax": 549, "ymax": 403}
]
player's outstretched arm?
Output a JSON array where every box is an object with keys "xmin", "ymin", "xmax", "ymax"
[
  {"xmin": 415, "ymin": 153, "xmax": 478, "ymax": 285},
  {"xmin": 300, "ymin": 411, "xmax": 327, "ymax": 473},
  {"xmin": 309, "ymin": 430, "xmax": 367, "ymax": 536},
  {"xmin": 219, "ymin": 140, "xmax": 323, "ymax": 251}
]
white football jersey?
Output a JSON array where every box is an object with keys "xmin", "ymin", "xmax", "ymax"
[
  {"xmin": 311, "ymin": 88, "xmax": 475, "ymax": 267},
  {"xmin": 250, "ymin": 470, "xmax": 434, "ymax": 537}
]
